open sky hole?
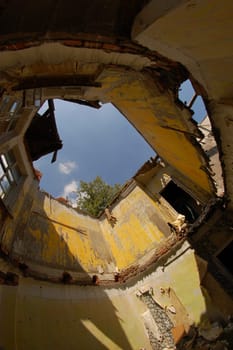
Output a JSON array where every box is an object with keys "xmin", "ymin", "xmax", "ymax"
[
  {"xmin": 34, "ymin": 100, "xmax": 155, "ymax": 201},
  {"xmin": 32, "ymin": 83, "xmax": 209, "ymax": 204},
  {"xmin": 179, "ymin": 79, "xmax": 208, "ymax": 123}
]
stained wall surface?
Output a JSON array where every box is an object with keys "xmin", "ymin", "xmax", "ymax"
[
  {"xmin": 133, "ymin": 0, "xmax": 233, "ymax": 209},
  {"xmin": 0, "ymin": 1, "xmax": 233, "ymax": 349},
  {"xmin": 2, "ymin": 179, "xmax": 172, "ymax": 280},
  {"xmin": 0, "ymin": 242, "xmax": 223, "ymax": 350}
]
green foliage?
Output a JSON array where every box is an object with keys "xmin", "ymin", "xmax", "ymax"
[{"xmin": 76, "ymin": 176, "xmax": 121, "ymax": 217}]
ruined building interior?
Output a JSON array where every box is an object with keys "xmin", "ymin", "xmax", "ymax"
[{"xmin": 0, "ymin": 1, "xmax": 233, "ymax": 349}]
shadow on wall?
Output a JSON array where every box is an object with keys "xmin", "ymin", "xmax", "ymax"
[
  {"xmin": 118, "ymin": 204, "xmax": 233, "ymax": 349},
  {"xmin": 175, "ymin": 209, "xmax": 233, "ymax": 349},
  {"xmin": 1, "ymin": 177, "xmax": 233, "ymax": 349},
  {"xmin": 0, "ymin": 189, "xmax": 135, "ymax": 350},
  {"xmin": 13, "ymin": 282, "xmax": 135, "ymax": 350},
  {"xmin": 176, "ymin": 255, "xmax": 233, "ymax": 349}
]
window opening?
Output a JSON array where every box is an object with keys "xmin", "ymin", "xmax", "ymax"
[
  {"xmin": 0, "ymin": 150, "xmax": 21, "ymax": 200},
  {"xmin": 0, "ymin": 96, "xmax": 22, "ymax": 132},
  {"xmin": 9, "ymin": 101, "xmax": 19, "ymax": 114},
  {"xmin": 34, "ymin": 88, "xmax": 42, "ymax": 108},
  {"xmin": 160, "ymin": 180, "xmax": 202, "ymax": 223},
  {"xmin": 179, "ymin": 79, "xmax": 207, "ymax": 123},
  {"xmin": 0, "ymin": 95, "xmax": 10, "ymax": 113}
]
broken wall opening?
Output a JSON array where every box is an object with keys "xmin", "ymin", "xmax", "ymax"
[
  {"xmin": 0, "ymin": 95, "xmax": 22, "ymax": 133},
  {"xmin": 25, "ymin": 99, "xmax": 63, "ymax": 163},
  {"xmin": 178, "ymin": 80, "xmax": 208, "ymax": 124},
  {"xmin": 32, "ymin": 99, "xmax": 155, "ymax": 200},
  {"xmin": 160, "ymin": 180, "xmax": 202, "ymax": 223}
]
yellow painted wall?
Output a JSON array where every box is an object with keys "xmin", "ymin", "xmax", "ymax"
[
  {"xmin": 100, "ymin": 186, "xmax": 170, "ymax": 270},
  {"xmin": 0, "ymin": 242, "xmax": 219, "ymax": 350},
  {"xmin": 11, "ymin": 188, "xmax": 114, "ymax": 274},
  {"xmin": 99, "ymin": 69, "xmax": 213, "ymax": 199},
  {"xmin": 0, "ymin": 279, "xmax": 150, "ymax": 350},
  {"xmin": 5, "ymin": 181, "xmax": 171, "ymax": 275},
  {"xmin": 0, "ymin": 2, "xmax": 232, "ymax": 348},
  {"xmin": 136, "ymin": 164, "xmax": 180, "ymax": 221}
]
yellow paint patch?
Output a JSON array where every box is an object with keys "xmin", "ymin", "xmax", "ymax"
[{"xmin": 101, "ymin": 70, "xmax": 213, "ymax": 197}]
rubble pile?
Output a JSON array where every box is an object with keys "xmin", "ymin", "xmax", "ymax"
[{"xmin": 177, "ymin": 320, "xmax": 233, "ymax": 350}]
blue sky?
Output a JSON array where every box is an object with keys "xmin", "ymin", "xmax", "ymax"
[
  {"xmin": 34, "ymin": 101, "xmax": 156, "ymax": 200},
  {"xmin": 34, "ymin": 79, "xmax": 207, "ymax": 201},
  {"xmin": 178, "ymin": 79, "xmax": 207, "ymax": 122}
]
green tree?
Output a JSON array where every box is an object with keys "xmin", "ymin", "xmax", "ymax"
[{"xmin": 76, "ymin": 176, "xmax": 121, "ymax": 217}]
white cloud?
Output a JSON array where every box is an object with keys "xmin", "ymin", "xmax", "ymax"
[
  {"xmin": 71, "ymin": 202, "xmax": 78, "ymax": 208},
  {"xmin": 62, "ymin": 180, "xmax": 78, "ymax": 198},
  {"xmin": 58, "ymin": 161, "xmax": 77, "ymax": 175}
]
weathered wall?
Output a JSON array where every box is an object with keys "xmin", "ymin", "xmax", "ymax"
[
  {"xmin": 0, "ymin": 8, "xmax": 216, "ymax": 202},
  {"xmin": 7, "ymin": 186, "xmax": 114, "ymax": 277},
  {"xmin": 0, "ymin": 241, "xmax": 227, "ymax": 350},
  {"xmin": 98, "ymin": 68, "xmax": 213, "ymax": 201},
  {"xmin": 2, "ymin": 180, "xmax": 172, "ymax": 278},
  {"xmin": 0, "ymin": 1, "xmax": 232, "ymax": 348},
  {"xmin": 100, "ymin": 185, "xmax": 171, "ymax": 271},
  {"xmin": 133, "ymin": 0, "xmax": 233, "ymax": 209},
  {"xmin": 199, "ymin": 116, "xmax": 224, "ymax": 196},
  {"xmin": 191, "ymin": 209, "xmax": 233, "ymax": 303},
  {"xmin": 133, "ymin": 0, "xmax": 233, "ymax": 100}
]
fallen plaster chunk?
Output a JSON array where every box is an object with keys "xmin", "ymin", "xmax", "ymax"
[
  {"xmin": 199, "ymin": 322, "xmax": 223, "ymax": 341},
  {"xmin": 166, "ymin": 305, "xmax": 176, "ymax": 314},
  {"xmin": 171, "ymin": 214, "xmax": 187, "ymax": 233}
]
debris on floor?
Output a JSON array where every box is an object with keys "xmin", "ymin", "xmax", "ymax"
[{"xmin": 177, "ymin": 319, "xmax": 233, "ymax": 349}]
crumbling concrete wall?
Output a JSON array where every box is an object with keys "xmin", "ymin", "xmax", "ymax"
[
  {"xmin": 133, "ymin": 0, "xmax": 233, "ymax": 209},
  {"xmin": 0, "ymin": 1, "xmax": 232, "ymax": 348},
  {"xmin": 2, "ymin": 184, "xmax": 114, "ymax": 279},
  {"xmin": 100, "ymin": 185, "xmax": 171, "ymax": 271},
  {"xmin": 1, "ymin": 179, "xmax": 172, "ymax": 280},
  {"xmin": 0, "ymin": 241, "xmax": 224, "ymax": 350}
]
